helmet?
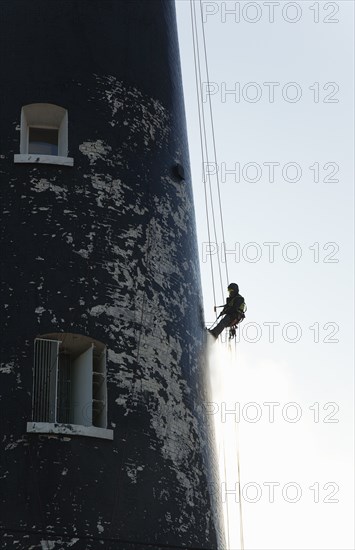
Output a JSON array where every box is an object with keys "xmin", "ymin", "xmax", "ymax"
[{"xmin": 228, "ymin": 283, "xmax": 239, "ymax": 293}]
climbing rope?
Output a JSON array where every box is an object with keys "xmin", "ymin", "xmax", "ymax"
[
  {"xmin": 222, "ymin": 436, "xmax": 231, "ymax": 550},
  {"xmin": 190, "ymin": 0, "xmax": 227, "ymax": 308},
  {"xmin": 198, "ymin": 0, "xmax": 229, "ymax": 286},
  {"xmin": 236, "ymin": 426, "xmax": 245, "ymax": 550},
  {"xmin": 190, "ymin": 4, "xmax": 246, "ymax": 549},
  {"xmin": 190, "ymin": 0, "xmax": 218, "ymax": 315}
]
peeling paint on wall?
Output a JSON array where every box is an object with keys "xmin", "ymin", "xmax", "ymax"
[{"xmin": 0, "ymin": 0, "xmax": 224, "ymax": 548}]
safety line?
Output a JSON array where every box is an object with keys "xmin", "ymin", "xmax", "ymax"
[
  {"xmin": 199, "ymin": 0, "xmax": 229, "ymax": 286},
  {"xmin": 222, "ymin": 436, "xmax": 231, "ymax": 550},
  {"xmin": 191, "ymin": 5, "xmax": 248, "ymax": 549},
  {"xmin": 235, "ymin": 419, "xmax": 245, "ymax": 550},
  {"xmin": 226, "ymin": 336, "xmax": 245, "ymax": 550},
  {"xmin": 190, "ymin": 0, "xmax": 218, "ymax": 314},
  {"xmin": 191, "ymin": 0, "xmax": 225, "ymax": 305}
]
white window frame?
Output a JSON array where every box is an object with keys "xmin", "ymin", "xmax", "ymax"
[
  {"xmin": 14, "ymin": 103, "xmax": 74, "ymax": 166},
  {"xmin": 27, "ymin": 333, "xmax": 113, "ymax": 440}
]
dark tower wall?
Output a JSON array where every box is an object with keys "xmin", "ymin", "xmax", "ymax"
[{"xmin": 0, "ymin": 1, "xmax": 224, "ymax": 549}]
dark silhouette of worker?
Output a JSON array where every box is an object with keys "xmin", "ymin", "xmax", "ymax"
[{"xmin": 208, "ymin": 283, "xmax": 245, "ymax": 340}]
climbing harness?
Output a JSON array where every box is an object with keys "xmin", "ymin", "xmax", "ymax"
[
  {"xmin": 228, "ymin": 316, "xmax": 243, "ymax": 341},
  {"xmin": 228, "ymin": 304, "xmax": 247, "ymax": 340}
]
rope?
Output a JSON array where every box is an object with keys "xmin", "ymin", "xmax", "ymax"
[
  {"xmin": 190, "ymin": 7, "xmax": 247, "ymax": 548},
  {"xmin": 190, "ymin": 0, "xmax": 225, "ymax": 307},
  {"xmin": 235, "ymin": 386, "xmax": 245, "ymax": 550},
  {"xmin": 222, "ymin": 436, "xmax": 231, "ymax": 550},
  {"xmin": 227, "ymin": 338, "xmax": 245, "ymax": 550},
  {"xmin": 190, "ymin": 0, "xmax": 218, "ymax": 314},
  {"xmin": 199, "ymin": 0, "xmax": 229, "ymax": 285},
  {"xmin": 235, "ymin": 419, "xmax": 245, "ymax": 550}
]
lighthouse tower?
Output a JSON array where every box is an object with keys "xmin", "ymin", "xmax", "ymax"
[{"xmin": 0, "ymin": 1, "xmax": 224, "ymax": 548}]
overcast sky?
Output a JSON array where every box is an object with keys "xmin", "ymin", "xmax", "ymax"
[{"xmin": 176, "ymin": 1, "xmax": 354, "ymax": 549}]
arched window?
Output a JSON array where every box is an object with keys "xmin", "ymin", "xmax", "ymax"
[
  {"xmin": 27, "ymin": 333, "xmax": 112, "ymax": 440},
  {"xmin": 14, "ymin": 103, "xmax": 74, "ymax": 166}
]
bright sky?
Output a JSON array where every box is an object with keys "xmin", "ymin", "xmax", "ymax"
[{"xmin": 175, "ymin": 2, "xmax": 354, "ymax": 549}]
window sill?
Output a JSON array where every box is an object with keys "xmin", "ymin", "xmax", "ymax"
[
  {"xmin": 26, "ymin": 422, "xmax": 113, "ymax": 440},
  {"xmin": 14, "ymin": 154, "xmax": 74, "ymax": 166}
]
